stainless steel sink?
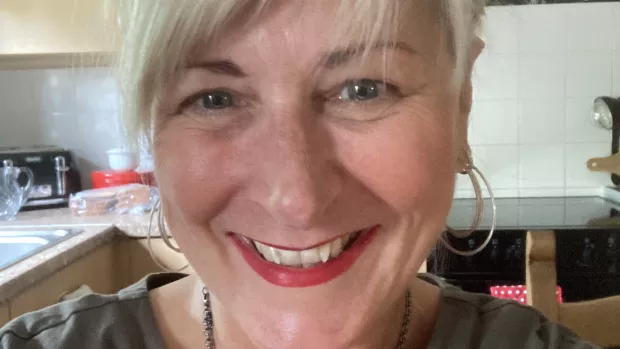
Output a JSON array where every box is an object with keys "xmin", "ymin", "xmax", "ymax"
[{"xmin": 0, "ymin": 229, "xmax": 82, "ymax": 270}]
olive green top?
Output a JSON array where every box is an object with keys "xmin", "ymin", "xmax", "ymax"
[{"xmin": 0, "ymin": 273, "xmax": 601, "ymax": 349}]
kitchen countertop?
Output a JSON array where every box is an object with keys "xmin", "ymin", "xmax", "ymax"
[
  {"xmin": 448, "ymin": 196, "xmax": 620, "ymax": 230},
  {"xmin": 0, "ymin": 208, "xmax": 159, "ymax": 236},
  {"xmin": 0, "ymin": 209, "xmax": 162, "ymax": 304}
]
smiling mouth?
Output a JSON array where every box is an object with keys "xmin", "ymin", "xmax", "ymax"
[{"xmin": 239, "ymin": 227, "xmax": 375, "ymax": 268}]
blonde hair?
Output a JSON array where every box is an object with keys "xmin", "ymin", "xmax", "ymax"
[{"xmin": 114, "ymin": 0, "xmax": 486, "ymax": 150}]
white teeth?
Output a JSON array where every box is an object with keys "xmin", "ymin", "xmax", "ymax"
[
  {"xmin": 251, "ymin": 228, "xmax": 371, "ymax": 268},
  {"xmin": 268, "ymin": 247, "xmax": 282, "ymax": 264},
  {"xmin": 279, "ymin": 250, "xmax": 302, "ymax": 267},
  {"xmin": 301, "ymin": 249, "xmax": 321, "ymax": 267},
  {"xmin": 330, "ymin": 238, "xmax": 343, "ymax": 258},
  {"xmin": 319, "ymin": 244, "xmax": 331, "ymax": 262},
  {"xmin": 254, "ymin": 242, "xmax": 282, "ymax": 264}
]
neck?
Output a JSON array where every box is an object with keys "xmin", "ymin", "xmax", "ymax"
[
  {"xmin": 153, "ymin": 275, "xmax": 440, "ymax": 349},
  {"xmin": 207, "ymin": 279, "xmax": 438, "ymax": 349}
]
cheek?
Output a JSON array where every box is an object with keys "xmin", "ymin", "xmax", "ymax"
[
  {"xmin": 335, "ymin": 101, "xmax": 457, "ymax": 214},
  {"xmin": 153, "ymin": 124, "xmax": 239, "ymax": 221}
]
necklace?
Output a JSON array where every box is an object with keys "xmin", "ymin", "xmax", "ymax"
[{"xmin": 202, "ymin": 288, "xmax": 412, "ymax": 349}]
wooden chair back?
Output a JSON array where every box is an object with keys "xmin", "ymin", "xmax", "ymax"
[{"xmin": 526, "ymin": 230, "xmax": 620, "ymax": 348}]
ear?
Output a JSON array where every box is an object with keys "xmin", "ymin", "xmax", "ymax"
[{"xmin": 455, "ymin": 37, "xmax": 485, "ymax": 172}]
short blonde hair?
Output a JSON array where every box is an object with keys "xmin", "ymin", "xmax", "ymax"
[{"xmin": 114, "ymin": 0, "xmax": 486, "ymax": 150}]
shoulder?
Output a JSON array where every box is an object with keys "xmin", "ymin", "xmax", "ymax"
[
  {"xmin": 420, "ymin": 274, "xmax": 601, "ymax": 349},
  {"xmin": 0, "ymin": 273, "xmax": 185, "ymax": 349},
  {"xmin": 0, "ymin": 289, "xmax": 152, "ymax": 349}
]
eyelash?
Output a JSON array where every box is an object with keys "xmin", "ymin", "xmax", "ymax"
[
  {"xmin": 178, "ymin": 79, "xmax": 404, "ymax": 117},
  {"xmin": 330, "ymin": 79, "xmax": 403, "ymax": 101}
]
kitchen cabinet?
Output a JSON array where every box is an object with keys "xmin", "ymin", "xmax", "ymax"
[
  {"xmin": 0, "ymin": 0, "xmax": 116, "ymax": 68},
  {"xmin": 9, "ymin": 242, "xmax": 117, "ymax": 319},
  {"xmin": 1, "ymin": 237, "xmax": 190, "ymax": 322},
  {"xmin": 125, "ymin": 239, "xmax": 193, "ymax": 282},
  {"xmin": 0, "ymin": 303, "xmax": 9, "ymax": 327}
]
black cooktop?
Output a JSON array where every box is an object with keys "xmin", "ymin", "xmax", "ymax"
[{"xmin": 447, "ymin": 197, "xmax": 620, "ymax": 230}]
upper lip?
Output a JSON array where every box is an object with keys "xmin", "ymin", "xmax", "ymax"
[{"xmin": 231, "ymin": 226, "xmax": 374, "ymax": 252}]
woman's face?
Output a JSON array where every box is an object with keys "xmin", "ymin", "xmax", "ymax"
[{"xmin": 155, "ymin": 0, "xmax": 473, "ymax": 346}]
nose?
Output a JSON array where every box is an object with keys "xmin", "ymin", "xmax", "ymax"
[{"xmin": 258, "ymin": 112, "xmax": 342, "ymax": 229}]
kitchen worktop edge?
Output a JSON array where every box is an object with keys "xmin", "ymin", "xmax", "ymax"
[{"xmin": 0, "ymin": 208, "xmax": 164, "ymax": 303}]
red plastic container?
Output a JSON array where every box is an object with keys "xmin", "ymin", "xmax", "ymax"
[
  {"xmin": 91, "ymin": 170, "xmax": 155, "ymax": 189},
  {"xmin": 490, "ymin": 285, "xmax": 563, "ymax": 305}
]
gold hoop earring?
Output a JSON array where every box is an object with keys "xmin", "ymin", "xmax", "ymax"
[
  {"xmin": 147, "ymin": 199, "xmax": 188, "ymax": 272},
  {"xmin": 440, "ymin": 162, "xmax": 496, "ymax": 257}
]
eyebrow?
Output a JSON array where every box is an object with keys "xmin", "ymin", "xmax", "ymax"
[
  {"xmin": 321, "ymin": 41, "xmax": 418, "ymax": 69},
  {"xmin": 186, "ymin": 41, "xmax": 417, "ymax": 77},
  {"xmin": 186, "ymin": 59, "xmax": 248, "ymax": 77}
]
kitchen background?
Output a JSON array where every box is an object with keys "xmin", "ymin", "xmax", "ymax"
[
  {"xmin": 2, "ymin": 2, "xmax": 620, "ymax": 343},
  {"xmin": 1, "ymin": 2, "xmax": 619, "ymax": 193}
]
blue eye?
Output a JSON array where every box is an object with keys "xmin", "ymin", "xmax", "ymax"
[
  {"xmin": 196, "ymin": 91, "xmax": 234, "ymax": 109},
  {"xmin": 339, "ymin": 79, "xmax": 383, "ymax": 101}
]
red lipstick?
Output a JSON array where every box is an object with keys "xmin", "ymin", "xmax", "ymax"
[{"xmin": 231, "ymin": 226, "xmax": 379, "ymax": 288}]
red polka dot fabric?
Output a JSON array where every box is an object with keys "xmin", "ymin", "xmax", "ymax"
[{"xmin": 490, "ymin": 285, "xmax": 563, "ymax": 304}]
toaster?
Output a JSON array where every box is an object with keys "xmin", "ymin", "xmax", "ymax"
[{"xmin": 0, "ymin": 146, "xmax": 82, "ymax": 210}]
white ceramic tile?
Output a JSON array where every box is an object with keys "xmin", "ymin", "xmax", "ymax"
[
  {"xmin": 470, "ymin": 145, "xmax": 519, "ymax": 191},
  {"xmin": 40, "ymin": 68, "xmax": 78, "ymax": 114},
  {"xmin": 0, "ymin": 111, "xmax": 44, "ymax": 148},
  {"xmin": 472, "ymin": 52, "xmax": 518, "ymax": 100},
  {"xmin": 518, "ymin": 188, "xmax": 566, "ymax": 197},
  {"xmin": 453, "ymin": 190, "xmax": 476, "ymax": 199},
  {"xmin": 519, "ymin": 144, "xmax": 565, "ymax": 189},
  {"xmin": 0, "ymin": 67, "xmax": 126, "ymax": 189},
  {"xmin": 614, "ymin": 3, "xmax": 620, "ymax": 50},
  {"xmin": 614, "ymin": 51, "xmax": 620, "ymax": 96},
  {"xmin": 518, "ymin": 53, "xmax": 565, "ymax": 99},
  {"xmin": 469, "ymin": 100, "xmax": 518, "ymax": 145},
  {"xmin": 565, "ymin": 142, "xmax": 611, "ymax": 188},
  {"xmin": 565, "ymin": 98, "xmax": 611, "ymax": 143},
  {"xmin": 455, "ymin": 172, "xmax": 474, "ymax": 191},
  {"xmin": 517, "ymin": 5, "xmax": 567, "ymax": 53},
  {"xmin": 518, "ymin": 197, "xmax": 567, "ymax": 205},
  {"xmin": 566, "ymin": 52, "xmax": 613, "ymax": 98},
  {"xmin": 454, "ymin": 188, "xmax": 519, "ymax": 199},
  {"xmin": 565, "ymin": 3, "xmax": 615, "ymax": 51},
  {"xmin": 74, "ymin": 67, "xmax": 120, "ymax": 112},
  {"xmin": 491, "ymin": 189, "xmax": 520, "ymax": 198},
  {"xmin": 455, "ymin": 180, "xmax": 523, "ymax": 198},
  {"xmin": 0, "ymin": 70, "xmax": 42, "ymax": 115},
  {"xmin": 565, "ymin": 187, "xmax": 603, "ymax": 197},
  {"xmin": 47, "ymin": 109, "xmax": 124, "ymax": 187},
  {"xmin": 518, "ymin": 98, "xmax": 565, "ymax": 144},
  {"xmin": 482, "ymin": 7, "xmax": 519, "ymax": 54}
]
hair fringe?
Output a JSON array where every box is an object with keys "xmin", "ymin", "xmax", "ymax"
[{"xmin": 114, "ymin": 0, "xmax": 486, "ymax": 151}]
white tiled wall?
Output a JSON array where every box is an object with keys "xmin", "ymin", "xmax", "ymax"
[
  {"xmin": 0, "ymin": 68, "xmax": 122, "ymax": 187},
  {"xmin": 0, "ymin": 3, "xmax": 618, "ymax": 195},
  {"xmin": 457, "ymin": 2, "xmax": 620, "ymax": 198}
]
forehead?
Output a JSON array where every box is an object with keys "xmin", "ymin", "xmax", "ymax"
[{"xmin": 194, "ymin": 0, "xmax": 442, "ymax": 67}]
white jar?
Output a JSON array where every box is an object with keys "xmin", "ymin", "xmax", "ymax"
[{"xmin": 107, "ymin": 148, "xmax": 139, "ymax": 172}]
